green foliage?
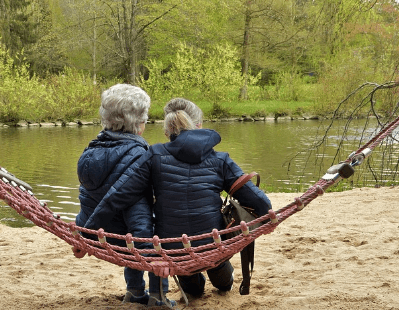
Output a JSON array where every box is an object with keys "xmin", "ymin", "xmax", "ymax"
[
  {"xmin": 208, "ymin": 102, "xmax": 231, "ymax": 119},
  {"xmin": 312, "ymin": 52, "xmax": 390, "ymax": 117},
  {"xmin": 45, "ymin": 67, "xmax": 101, "ymax": 121},
  {"xmin": 0, "ymin": 45, "xmax": 42, "ymax": 123},
  {"xmin": 197, "ymin": 43, "xmax": 243, "ymax": 102},
  {"xmin": 3, "ymin": 0, "xmax": 399, "ymax": 121},
  {"xmin": 141, "ymin": 41, "xmax": 260, "ymax": 116},
  {"xmin": 0, "ymin": 43, "xmax": 104, "ymax": 123},
  {"xmin": 146, "ymin": 0, "xmax": 239, "ymax": 63},
  {"xmin": 142, "ymin": 42, "xmax": 243, "ymax": 100},
  {"xmin": 266, "ymin": 71, "xmax": 317, "ymax": 102},
  {"xmin": 25, "ymin": 0, "xmax": 69, "ymax": 77},
  {"xmin": 0, "ymin": 0, "xmax": 38, "ymax": 59}
]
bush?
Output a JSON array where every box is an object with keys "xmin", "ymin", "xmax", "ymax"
[
  {"xmin": 45, "ymin": 67, "xmax": 101, "ymax": 121},
  {"xmin": 140, "ymin": 42, "xmax": 260, "ymax": 105},
  {"xmin": 0, "ymin": 43, "xmax": 105, "ymax": 123},
  {"xmin": 312, "ymin": 53, "xmax": 391, "ymax": 117},
  {"xmin": 0, "ymin": 46, "xmax": 45, "ymax": 123}
]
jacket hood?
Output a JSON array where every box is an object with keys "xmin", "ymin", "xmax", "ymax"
[
  {"xmin": 78, "ymin": 130, "xmax": 148, "ymax": 190},
  {"xmin": 164, "ymin": 129, "xmax": 221, "ymax": 164}
]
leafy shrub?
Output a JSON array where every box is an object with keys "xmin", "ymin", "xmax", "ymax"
[
  {"xmin": 140, "ymin": 42, "xmax": 260, "ymax": 108},
  {"xmin": 0, "ymin": 43, "xmax": 104, "ymax": 123},
  {"xmin": 45, "ymin": 67, "xmax": 101, "ymax": 121}
]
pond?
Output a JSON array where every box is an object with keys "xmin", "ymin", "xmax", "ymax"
[{"xmin": 1, "ymin": 118, "xmax": 398, "ymax": 227}]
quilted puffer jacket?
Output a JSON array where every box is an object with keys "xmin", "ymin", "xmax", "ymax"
[
  {"xmin": 85, "ymin": 129, "xmax": 272, "ymax": 249},
  {"xmin": 76, "ymin": 130, "xmax": 154, "ymax": 247}
]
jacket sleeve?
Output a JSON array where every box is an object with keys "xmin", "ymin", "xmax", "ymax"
[
  {"xmin": 222, "ymin": 154, "xmax": 272, "ymax": 217},
  {"xmin": 122, "ymin": 193, "xmax": 154, "ymax": 250},
  {"xmin": 84, "ymin": 151, "xmax": 153, "ymax": 231}
]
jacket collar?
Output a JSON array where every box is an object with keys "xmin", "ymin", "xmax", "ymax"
[{"xmin": 98, "ymin": 130, "xmax": 149, "ymax": 149}]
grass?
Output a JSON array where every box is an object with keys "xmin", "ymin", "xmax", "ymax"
[{"xmin": 146, "ymin": 83, "xmax": 318, "ymax": 120}]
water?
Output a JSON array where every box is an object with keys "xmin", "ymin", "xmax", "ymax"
[{"xmin": 1, "ymin": 119, "xmax": 398, "ymax": 227}]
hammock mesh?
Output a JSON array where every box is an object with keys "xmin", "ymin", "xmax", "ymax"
[{"xmin": 1, "ymin": 114, "xmax": 399, "ymax": 277}]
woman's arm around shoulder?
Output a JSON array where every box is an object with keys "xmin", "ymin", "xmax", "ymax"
[{"xmin": 84, "ymin": 148, "xmax": 155, "ymax": 231}]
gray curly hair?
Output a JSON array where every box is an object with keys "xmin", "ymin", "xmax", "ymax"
[
  {"xmin": 163, "ymin": 98, "xmax": 203, "ymax": 137},
  {"xmin": 100, "ymin": 84, "xmax": 150, "ymax": 134}
]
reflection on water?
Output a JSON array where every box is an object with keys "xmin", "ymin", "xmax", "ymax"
[{"xmin": 1, "ymin": 119, "xmax": 398, "ymax": 227}]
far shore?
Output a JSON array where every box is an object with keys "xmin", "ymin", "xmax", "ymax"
[{"xmin": 0, "ymin": 113, "xmax": 327, "ymax": 128}]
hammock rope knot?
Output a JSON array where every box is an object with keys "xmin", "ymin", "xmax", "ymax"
[
  {"xmin": 268, "ymin": 209, "xmax": 278, "ymax": 224},
  {"xmin": 153, "ymin": 235, "xmax": 162, "ymax": 252},
  {"xmin": 240, "ymin": 221, "xmax": 250, "ymax": 236},
  {"xmin": 182, "ymin": 234, "xmax": 191, "ymax": 248},
  {"xmin": 98, "ymin": 229, "xmax": 107, "ymax": 244}
]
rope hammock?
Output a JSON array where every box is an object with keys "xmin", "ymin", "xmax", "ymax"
[{"xmin": 1, "ymin": 115, "xmax": 399, "ymax": 279}]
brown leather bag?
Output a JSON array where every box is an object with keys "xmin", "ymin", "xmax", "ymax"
[
  {"xmin": 221, "ymin": 172, "xmax": 261, "ymax": 238},
  {"xmin": 221, "ymin": 172, "xmax": 261, "ymax": 295}
]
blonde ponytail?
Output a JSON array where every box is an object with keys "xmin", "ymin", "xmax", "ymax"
[
  {"xmin": 163, "ymin": 98, "xmax": 203, "ymax": 138},
  {"xmin": 164, "ymin": 110, "xmax": 195, "ymax": 138},
  {"xmin": 164, "ymin": 98, "xmax": 203, "ymax": 126}
]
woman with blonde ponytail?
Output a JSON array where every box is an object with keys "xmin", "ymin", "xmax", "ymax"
[{"xmin": 86, "ymin": 98, "xmax": 273, "ymax": 299}]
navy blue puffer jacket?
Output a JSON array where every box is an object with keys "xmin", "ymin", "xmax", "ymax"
[
  {"xmin": 85, "ymin": 129, "xmax": 272, "ymax": 249},
  {"xmin": 76, "ymin": 130, "xmax": 154, "ymax": 247}
]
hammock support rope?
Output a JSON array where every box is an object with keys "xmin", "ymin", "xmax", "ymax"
[{"xmin": 1, "ymin": 114, "xmax": 399, "ymax": 277}]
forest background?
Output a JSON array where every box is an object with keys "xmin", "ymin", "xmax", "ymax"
[{"xmin": 1, "ymin": 0, "xmax": 399, "ymax": 124}]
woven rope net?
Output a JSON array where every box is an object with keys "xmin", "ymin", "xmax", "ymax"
[{"xmin": 1, "ymin": 114, "xmax": 399, "ymax": 277}]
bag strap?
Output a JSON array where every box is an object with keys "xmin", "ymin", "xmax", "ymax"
[
  {"xmin": 225, "ymin": 172, "xmax": 260, "ymax": 205},
  {"xmin": 226, "ymin": 171, "xmax": 260, "ymax": 296},
  {"xmin": 229, "ymin": 172, "xmax": 260, "ymax": 196},
  {"xmin": 239, "ymin": 241, "xmax": 255, "ymax": 295}
]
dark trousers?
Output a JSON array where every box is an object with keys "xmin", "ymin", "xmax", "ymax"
[{"xmin": 177, "ymin": 260, "xmax": 234, "ymax": 296}]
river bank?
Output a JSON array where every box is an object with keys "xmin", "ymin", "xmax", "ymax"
[
  {"xmin": 0, "ymin": 113, "xmax": 323, "ymax": 128},
  {"xmin": 1, "ymin": 186, "xmax": 399, "ymax": 310}
]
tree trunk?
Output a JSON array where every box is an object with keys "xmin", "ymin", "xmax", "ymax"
[
  {"xmin": 239, "ymin": 0, "xmax": 251, "ymax": 100},
  {"xmin": 92, "ymin": 6, "xmax": 97, "ymax": 85},
  {"xmin": 0, "ymin": 0, "xmax": 11, "ymax": 50},
  {"xmin": 129, "ymin": 0, "xmax": 138, "ymax": 85},
  {"xmin": 118, "ymin": 0, "xmax": 138, "ymax": 84}
]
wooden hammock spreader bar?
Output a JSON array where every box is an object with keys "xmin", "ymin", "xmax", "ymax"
[
  {"xmin": 0, "ymin": 167, "xmax": 32, "ymax": 192},
  {"xmin": 1, "ymin": 114, "xmax": 399, "ymax": 276}
]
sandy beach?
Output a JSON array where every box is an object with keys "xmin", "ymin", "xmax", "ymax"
[{"xmin": 1, "ymin": 186, "xmax": 399, "ymax": 310}]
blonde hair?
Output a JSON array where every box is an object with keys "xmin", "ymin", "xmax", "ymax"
[
  {"xmin": 100, "ymin": 84, "xmax": 150, "ymax": 134},
  {"xmin": 163, "ymin": 98, "xmax": 203, "ymax": 138},
  {"xmin": 164, "ymin": 110, "xmax": 195, "ymax": 137}
]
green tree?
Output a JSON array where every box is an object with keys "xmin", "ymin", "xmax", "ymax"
[
  {"xmin": 0, "ymin": 0, "xmax": 38, "ymax": 61},
  {"xmin": 24, "ymin": 0, "xmax": 68, "ymax": 76},
  {"xmin": 58, "ymin": 0, "xmax": 179, "ymax": 84},
  {"xmin": 224, "ymin": 0, "xmax": 314, "ymax": 99},
  {"xmin": 57, "ymin": 0, "xmax": 105, "ymax": 83},
  {"xmin": 308, "ymin": 0, "xmax": 378, "ymax": 67},
  {"xmin": 146, "ymin": 0, "xmax": 237, "ymax": 61},
  {"xmin": 140, "ymin": 42, "xmax": 260, "ymax": 117},
  {"xmin": 308, "ymin": 0, "xmax": 399, "ymax": 113}
]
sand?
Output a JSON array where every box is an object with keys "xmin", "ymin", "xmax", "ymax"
[{"xmin": 1, "ymin": 186, "xmax": 399, "ymax": 310}]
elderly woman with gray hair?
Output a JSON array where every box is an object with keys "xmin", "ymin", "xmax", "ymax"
[
  {"xmin": 85, "ymin": 97, "xmax": 272, "ymax": 299},
  {"xmin": 75, "ymin": 84, "xmax": 175, "ymax": 307}
]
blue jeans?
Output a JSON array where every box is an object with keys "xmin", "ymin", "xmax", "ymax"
[{"xmin": 124, "ymin": 267, "xmax": 169, "ymax": 294}]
